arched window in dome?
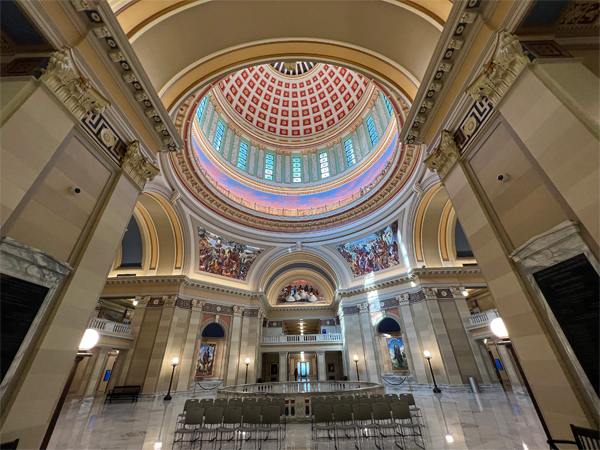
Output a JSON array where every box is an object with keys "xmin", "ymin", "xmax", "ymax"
[
  {"xmin": 237, "ymin": 141, "xmax": 248, "ymax": 169},
  {"xmin": 196, "ymin": 96, "xmax": 208, "ymax": 123},
  {"xmin": 264, "ymin": 153, "xmax": 275, "ymax": 180},
  {"xmin": 319, "ymin": 152, "xmax": 330, "ymax": 179},
  {"xmin": 292, "ymin": 156, "xmax": 302, "ymax": 182},
  {"xmin": 213, "ymin": 121, "xmax": 225, "ymax": 151},
  {"xmin": 344, "ymin": 139, "xmax": 356, "ymax": 167},
  {"xmin": 367, "ymin": 116, "xmax": 378, "ymax": 145},
  {"xmin": 384, "ymin": 96, "xmax": 393, "ymax": 116}
]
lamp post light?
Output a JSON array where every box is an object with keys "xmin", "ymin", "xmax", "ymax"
[
  {"xmin": 353, "ymin": 354, "xmax": 360, "ymax": 382},
  {"xmin": 164, "ymin": 357, "xmax": 179, "ymax": 401},
  {"xmin": 423, "ymin": 350, "xmax": 441, "ymax": 393},
  {"xmin": 244, "ymin": 357, "xmax": 251, "ymax": 384}
]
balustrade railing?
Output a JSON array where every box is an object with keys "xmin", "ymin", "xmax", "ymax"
[
  {"xmin": 468, "ymin": 309, "xmax": 500, "ymax": 326},
  {"xmin": 218, "ymin": 380, "xmax": 383, "ymax": 396},
  {"xmin": 88, "ymin": 317, "xmax": 132, "ymax": 335},
  {"xmin": 262, "ymin": 333, "xmax": 342, "ymax": 344}
]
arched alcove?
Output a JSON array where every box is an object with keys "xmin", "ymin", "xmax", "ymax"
[
  {"xmin": 201, "ymin": 322, "xmax": 225, "ymax": 338},
  {"xmin": 377, "ymin": 317, "xmax": 401, "ymax": 334}
]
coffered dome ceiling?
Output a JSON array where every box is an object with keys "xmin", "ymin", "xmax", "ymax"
[
  {"xmin": 216, "ymin": 63, "xmax": 370, "ymax": 146},
  {"xmin": 168, "ymin": 62, "xmax": 421, "ymax": 234}
]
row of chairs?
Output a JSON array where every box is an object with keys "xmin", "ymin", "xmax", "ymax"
[
  {"xmin": 312, "ymin": 393, "xmax": 424, "ymax": 426},
  {"xmin": 174, "ymin": 399, "xmax": 286, "ymax": 450},
  {"xmin": 313, "ymin": 402, "xmax": 426, "ymax": 450}
]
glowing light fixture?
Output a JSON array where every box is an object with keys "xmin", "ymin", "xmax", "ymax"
[
  {"xmin": 154, "ymin": 441, "xmax": 162, "ymax": 450},
  {"xmin": 410, "ymin": 281, "xmax": 417, "ymax": 288},
  {"xmin": 245, "ymin": 357, "xmax": 251, "ymax": 364},
  {"xmin": 445, "ymin": 434, "xmax": 454, "ymax": 443},
  {"xmin": 353, "ymin": 354, "xmax": 359, "ymax": 361},
  {"xmin": 79, "ymin": 329, "xmax": 99, "ymax": 351},
  {"xmin": 423, "ymin": 350, "xmax": 431, "ymax": 358},
  {"xmin": 172, "ymin": 357, "xmax": 179, "ymax": 365},
  {"xmin": 133, "ymin": 300, "xmax": 139, "ymax": 306},
  {"xmin": 462, "ymin": 289, "xmax": 469, "ymax": 297},
  {"xmin": 491, "ymin": 318, "xmax": 508, "ymax": 338}
]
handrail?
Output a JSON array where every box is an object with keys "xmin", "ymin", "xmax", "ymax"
[
  {"xmin": 468, "ymin": 309, "xmax": 499, "ymax": 326},
  {"xmin": 218, "ymin": 380, "xmax": 384, "ymax": 397},
  {"xmin": 262, "ymin": 333, "xmax": 342, "ymax": 344},
  {"xmin": 88, "ymin": 317, "xmax": 132, "ymax": 335}
]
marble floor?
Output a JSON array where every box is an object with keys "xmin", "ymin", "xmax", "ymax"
[{"xmin": 48, "ymin": 387, "xmax": 547, "ymax": 450}]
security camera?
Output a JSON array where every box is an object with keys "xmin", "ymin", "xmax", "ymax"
[
  {"xmin": 497, "ymin": 173, "xmax": 508, "ymax": 182},
  {"xmin": 70, "ymin": 186, "xmax": 82, "ymax": 195}
]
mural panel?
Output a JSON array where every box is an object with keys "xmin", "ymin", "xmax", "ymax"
[
  {"xmin": 387, "ymin": 337, "xmax": 409, "ymax": 372},
  {"xmin": 334, "ymin": 222, "xmax": 399, "ymax": 277},
  {"xmin": 276, "ymin": 280, "xmax": 326, "ymax": 305},
  {"xmin": 197, "ymin": 227, "xmax": 263, "ymax": 281},
  {"xmin": 195, "ymin": 342, "xmax": 216, "ymax": 377}
]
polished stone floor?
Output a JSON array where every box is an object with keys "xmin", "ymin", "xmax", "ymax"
[{"xmin": 48, "ymin": 386, "xmax": 547, "ymax": 450}]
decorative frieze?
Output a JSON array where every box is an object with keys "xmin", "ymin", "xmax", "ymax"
[
  {"xmin": 40, "ymin": 48, "xmax": 110, "ymax": 121},
  {"xmin": 423, "ymin": 130, "xmax": 460, "ymax": 179},
  {"xmin": 466, "ymin": 31, "xmax": 530, "ymax": 107},
  {"xmin": 121, "ymin": 141, "xmax": 160, "ymax": 188}
]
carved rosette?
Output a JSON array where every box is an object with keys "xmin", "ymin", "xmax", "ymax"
[
  {"xmin": 467, "ymin": 31, "xmax": 530, "ymax": 106},
  {"xmin": 40, "ymin": 48, "xmax": 111, "ymax": 121},
  {"xmin": 122, "ymin": 141, "xmax": 160, "ymax": 188},
  {"xmin": 424, "ymin": 130, "xmax": 460, "ymax": 179}
]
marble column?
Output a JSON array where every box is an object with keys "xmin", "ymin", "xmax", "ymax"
[
  {"xmin": 358, "ymin": 123, "xmax": 370, "ymax": 155},
  {"xmin": 275, "ymin": 152, "xmax": 282, "ymax": 182},
  {"xmin": 222, "ymin": 128, "xmax": 233, "ymax": 159},
  {"xmin": 177, "ymin": 300, "xmax": 204, "ymax": 390},
  {"xmin": 257, "ymin": 148, "xmax": 265, "ymax": 178},
  {"xmin": 376, "ymin": 97, "xmax": 389, "ymax": 129},
  {"xmin": 202, "ymin": 102, "xmax": 214, "ymax": 135},
  {"xmin": 317, "ymin": 352, "xmax": 326, "ymax": 381},
  {"xmin": 397, "ymin": 295, "xmax": 428, "ymax": 383},
  {"xmin": 311, "ymin": 151, "xmax": 318, "ymax": 181},
  {"xmin": 248, "ymin": 145, "xmax": 257, "ymax": 175},
  {"xmin": 358, "ymin": 303, "xmax": 380, "ymax": 382},
  {"xmin": 230, "ymin": 132, "xmax": 240, "ymax": 165},
  {"xmin": 327, "ymin": 146, "xmax": 337, "ymax": 176},
  {"xmin": 352, "ymin": 129, "xmax": 363, "ymax": 161},
  {"xmin": 302, "ymin": 153, "xmax": 310, "ymax": 183},
  {"xmin": 285, "ymin": 155, "xmax": 291, "ymax": 183},
  {"xmin": 225, "ymin": 306, "xmax": 244, "ymax": 386},
  {"xmin": 82, "ymin": 348, "xmax": 109, "ymax": 398},
  {"xmin": 207, "ymin": 109, "xmax": 219, "ymax": 145},
  {"xmin": 497, "ymin": 344, "xmax": 526, "ymax": 395},
  {"xmin": 371, "ymin": 101, "xmax": 384, "ymax": 138},
  {"xmin": 335, "ymin": 141, "xmax": 345, "ymax": 173},
  {"xmin": 237, "ymin": 310, "xmax": 261, "ymax": 384},
  {"xmin": 278, "ymin": 352, "xmax": 288, "ymax": 383}
]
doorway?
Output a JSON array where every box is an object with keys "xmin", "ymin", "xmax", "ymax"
[{"xmin": 297, "ymin": 361, "xmax": 310, "ymax": 380}]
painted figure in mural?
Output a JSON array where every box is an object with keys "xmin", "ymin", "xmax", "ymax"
[
  {"xmin": 387, "ymin": 337, "xmax": 409, "ymax": 371},
  {"xmin": 196, "ymin": 343, "xmax": 216, "ymax": 377},
  {"xmin": 277, "ymin": 280, "xmax": 325, "ymax": 304},
  {"xmin": 335, "ymin": 221, "xmax": 400, "ymax": 277},
  {"xmin": 197, "ymin": 227, "xmax": 263, "ymax": 281}
]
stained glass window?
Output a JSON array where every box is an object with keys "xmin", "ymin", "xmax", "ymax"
[
  {"xmin": 264, "ymin": 153, "xmax": 274, "ymax": 180},
  {"xmin": 196, "ymin": 96, "xmax": 208, "ymax": 123},
  {"xmin": 292, "ymin": 156, "xmax": 302, "ymax": 182},
  {"xmin": 237, "ymin": 142, "xmax": 248, "ymax": 169},
  {"xmin": 213, "ymin": 121, "xmax": 225, "ymax": 151},
  {"xmin": 319, "ymin": 152, "xmax": 330, "ymax": 179},
  {"xmin": 367, "ymin": 116, "xmax": 378, "ymax": 145},
  {"xmin": 344, "ymin": 139, "xmax": 356, "ymax": 167}
]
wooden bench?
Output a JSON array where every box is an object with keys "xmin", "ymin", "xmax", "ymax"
[{"xmin": 105, "ymin": 385, "xmax": 141, "ymax": 403}]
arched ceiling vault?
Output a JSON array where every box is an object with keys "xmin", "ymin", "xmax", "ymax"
[{"xmin": 121, "ymin": 1, "xmax": 445, "ymax": 110}]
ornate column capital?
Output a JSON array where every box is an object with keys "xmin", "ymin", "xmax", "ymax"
[
  {"xmin": 424, "ymin": 130, "xmax": 460, "ymax": 179},
  {"xmin": 396, "ymin": 293, "xmax": 410, "ymax": 306},
  {"xmin": 136, "ymin": 295, "xmax": 151, "ymax": 308},
  {"xmin": 358, "ymin": 301, "xmax": 369, "ymax": 312},
  {"xmin": 191, "ymin": 299, "xmax": 205, "ymax": 312},
  {"xmin": 122, "ymin": 141, "xmax": 160, "ymax": 188},
  {"xmin": 275, "ymin": 149, "xmax": 284, "ymax": 155},
  {"xmin": 422, "ymin": 287, "xmax": 438, "ymax": 300},
  {"xmin": 162, "ymin": 295, "xmax": 177, "ymax": 307},
  {"xmin": 40, "ymin": 47, "xmax": 110, "ymax": 120},
  {"xmin": 467, "ymin": 31, "xmax": 530, "ymax": 106},
  {"xmin": 333, "ymin": 138, "xmax": 342, "ymax": 145},
  {"xmin": 449, "ymin": 287, "xmax": 464, "ymax": 298},
  {"xmin": 233, "ymin": 305, "xmax": 245, "ymax": 316}
]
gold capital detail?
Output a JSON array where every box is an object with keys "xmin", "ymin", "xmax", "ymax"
[
  {"xmin": 40, "ymin": 47, "xmax": 110, "ymax": 121},
  {"xmin": 466, "ymin": 31, "xmax": 530, "ymax": 106},
  {"xmin": 122, "ymin": 141, "xmax": 160, "ymax": 188},
  {"xmin": 423, "ymin": 130, "xmax": 460, "ymax": 179}
]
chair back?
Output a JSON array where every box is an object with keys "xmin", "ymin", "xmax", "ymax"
[
  {"xmin": 571, "ymin": 424, "xmax": 600, "ymax": 449},
  {"xmin": 183, "ymin": 399, "xmax": 200, "ymax": 411},
  {"xmin": 371, "ymin": 394, "xmax": 383, "ymax": 399},
  {"xmin": 262, "ymin": 406, "xmax": 281, "ymax": 425},
  {"xmin": 204, "ymin": 407, "xmax": 224, "ymax": 425},
  {"xmin": 223, "ymin": 406, "xmax": 242, "ymax": 425},
  {"xmin": 333, "ymin": 404, "xmax": 353, "ymax": 423},
  {"xmin": 382, "ymin": 397, "xmax": 393, "ymax": 404},
  {"xmin": 400, "ymin": 394, "xmax": 416, "ymax": 406},
  {"xmin": 391, "ymin": 402, "xmax": 412, "ymax": 421},
  {"xmin": 352, "ymin": 403, "xmax": 372, "ymax": 422},
  {"xmin": 242, "ymin": 406, "xmax": 262, "ymax": 424},
  {"xmin": 184, "ymin": 407, "xmax": 204, "ymax": 425},
  {"xmin": 314, "ymin": 404, "xmax": 334, "ymax": 423},
  {"xmin": 371, "ymin": 403, "xmax": 391, "ymax": 421}
]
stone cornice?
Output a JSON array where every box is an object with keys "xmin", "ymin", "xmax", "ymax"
[
  {"xmin": 65, "ymin": 0, "xmax": 183, "ymax": 152},
  {"xmin": 122, "ymin": 141, "xmax": 160, "ymax": 188},
  {"xmin": 423, "ymin": 130, "xmax": 460, "ymax": 179},
  {"xmin": 338, "ymin": 266, "xmax": 481, "ymax": 297},
  {"xmin": 399, "ymin": 0, "xmax": 497, "ymax": 145}
]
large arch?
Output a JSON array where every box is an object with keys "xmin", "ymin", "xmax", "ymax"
[{"xmin": 121, "ymin": 1, "xmax": 444, "ymax": 111}]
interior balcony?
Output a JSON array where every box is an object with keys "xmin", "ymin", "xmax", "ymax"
[
  {"xmin": 262, "ymin": 333, "xmax": 342, "ymax": 344},
  {"xmin": 88, "ymin": 317, "xmax": 134, "ymax": 341},
  {"xmin": 465, "ymin": 308, "xmax": 500, "ymax": 331}
]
